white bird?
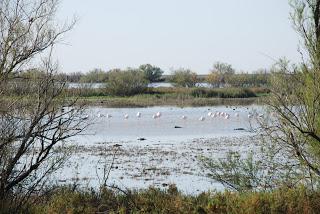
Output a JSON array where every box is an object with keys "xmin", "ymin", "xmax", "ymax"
[
  {"xmin": 208, "ymin": 112, "xmax": 213, "ymax": 117},
  {"xmin": 82, "ymin": 115, "xmax": 89, "ymax": 120},
  {"xmin": 152, "ymin": 114, "xmax": 158, "ymax": 119},
  {"xmin": 124, "ymin": 114, "xmax": 129, "ymax": 119},
  {"xmin": 248, "ymin": 114, "xmax": 253, "ymax": 119},
  {"xmin": 181, "ymin": 115, "xmax": 187, "ymax": 120},
  {"xmin": 199, "ymin": 116, "xmax": 205, "ymax": 121},
  {"xmin": 235, "ymin": 113, "xmax": 239, "ymax": 117},
  {"xmin": 258, "ymin": 113, "xmax": 264, "ymax": 118},
  {"xmin": 225, "ymin": 114, "xmax": 230, "ymax": 120},
  {"xmin": 136, "ymin": 112, "xmax": 141, "ymax": 118},
  {"xmin": 156, "ymin": 112, "xmax": 162, "ymax": 118},
  {"xmin": 106, "ymin": 114, "xmax": 112, "ymax": 118}
]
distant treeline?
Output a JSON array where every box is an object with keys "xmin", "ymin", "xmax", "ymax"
[
  {"xmin": 9, "ymin": 62, "xmax": 271, "ymax": 97},
  {"xmin": 54, "ymin": 62, "xmax": 270, "ymax": 88}
]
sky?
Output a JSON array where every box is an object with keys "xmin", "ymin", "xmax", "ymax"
[{"xmin": 54, "ymin": 0, "xmax": 301, "ymax": 74}]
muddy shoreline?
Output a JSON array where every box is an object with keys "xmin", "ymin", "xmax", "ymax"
[{"xmin": 55, "ymin": 135, "xmax": 259, "ymax": 194}]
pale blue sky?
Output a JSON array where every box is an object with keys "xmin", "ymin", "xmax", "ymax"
[{"xmin": 55, "ymin": 0, "xmax": 301, "ymax": 74}]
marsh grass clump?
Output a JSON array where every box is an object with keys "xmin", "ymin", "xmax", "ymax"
[{"xmin": 190, "ymin": 88, "xmax": 258, "ymax": 98}]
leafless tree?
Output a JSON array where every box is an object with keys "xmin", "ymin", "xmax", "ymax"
[{"xmin": 0, "ymin": 0, "xmax": 85, "ymax": 210}]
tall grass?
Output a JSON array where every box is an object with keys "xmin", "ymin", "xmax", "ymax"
[
  {"xmin": 65, "ymin": 87, "xmax": 270, "ymax": 99},
  {"xmin": 3, "ymin": 84, "xmax": 268, "ymax": 107},
  {"xmin": 8, "ymin": 185, "xmax": 320, "ymax": 214},
  {"xmin": 64, "ymin": 87, "xmax": 268, "ymax": 107}
]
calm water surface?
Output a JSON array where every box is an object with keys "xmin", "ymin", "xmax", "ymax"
[{"xmin": 56, "ymin": 105, "xmax": 264, "ymax": 194}]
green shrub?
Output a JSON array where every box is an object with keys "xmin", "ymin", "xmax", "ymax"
[
  {"xmin": 170, "ymin": 69, "xmax": 198, "ymax": 87},
  {"xmin": 106, "ymin": 69, "xmax": 148, "ymax": 96},
  {"xmin": 79, "ymin": 68, "xmax": 108, "ymax": 83},
  {"xmin": 139, "ymin": 64, "xmax": 164, "ymax": 82}
]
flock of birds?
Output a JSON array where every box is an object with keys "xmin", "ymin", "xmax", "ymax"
[{"xmin": 82, "ymin": 110, "xmax": 264, "ymax": 121}]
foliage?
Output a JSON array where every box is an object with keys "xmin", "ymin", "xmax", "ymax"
[
  {"xmin": 66, "ymin": 72, "xmax": 83, "ymax": 83},
  {"xmin": 190, "ymin": 87, "xmax": 258, "ymax": 98},
  {"xmin": 207, "ymin": 62, "xmax": 235, "ymax": 87},
  {"xmin": 212, "ymin": 61, "xmax": 235, "ymax": 75},
  {"xmin": 169, "ymin": 68, "xmax": 198, "ymax": 87},
  {"xmin": 206, "ymin": 63, "xmax": 270, "ymax": 88},
  {"xmin": 79, "ymin": 68, "xmax": 108, "ymax": 83},
  {"xmin": 3, "ymin": 185, "xmax": 320, "ymax": 213},
  {"xmin": 200, "ymin": 139, "xmax": 314, "ymax": 192},
  {"xmin": 259, "ymin": 0, "xmax": 320, "ymax": 182},
  {"xmin": 106, "ymin": 68, "xmax": 148, "ymax": 96},
  {"xmin": 261, "ymin": 59, "xmax": 320, "ymax": 179},
  {"xmin": 225, "ymin": 71, "xmax": 270, "ymax": 87},
  {"xmin": 139, "ymin": 64, "xmax": 164, "ymax": 82}
]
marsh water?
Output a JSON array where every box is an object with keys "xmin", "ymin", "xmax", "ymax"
[{"xmin": 56, "ymin": 105, "xmax": 264, "ymax": 194}]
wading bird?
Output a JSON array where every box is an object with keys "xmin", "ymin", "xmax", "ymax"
[
  {"xmin": 156, "ymin": 112, "xmax": 162, "ymax": 118},
  {"xmin": 136, "ymin": 112, "xmax": 141, "ymax": 118}
]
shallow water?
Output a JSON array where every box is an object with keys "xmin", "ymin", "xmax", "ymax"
[
  {"xmin": 55, "ymin": 105, "xmax": 264, "ymax": 194},
  {"xmin": 73, "ymin": 106, "xmax": 259, "ymax": 144}
]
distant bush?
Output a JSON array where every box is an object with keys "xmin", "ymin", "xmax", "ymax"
[
  {"xmin": 80, "ymin": 68, "xmax": 108, "ymax": 83},
  {"xmin": 106, "ymin": 69, "xmax": 148, "ymax": 96},
  {"xmin": 139, "ymin": 64, "xmax": 164, "ymax": 82},
  {"xmin": 225, "ymin": 71, "xmax": 271, "ymax": 87},
  {"xmin": 170, "ymin": 68, "xmax": 198, "ymax": 87}
]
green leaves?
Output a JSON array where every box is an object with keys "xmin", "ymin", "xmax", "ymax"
[
  {"xmin": 170, "ymin": 68, "xmax": 198, "ymax": 88},
  {"xmin": 139, "ymin": 64, "xmax": 164, "ymax": 83},
  {"xmin": 106, "ymin": 69, "xmax": 148, "ymax": 96}
]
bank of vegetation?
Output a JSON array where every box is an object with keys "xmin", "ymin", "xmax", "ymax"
[
  {"xmin": 2, "ymin": 185, "xmax": 319, "ymax": 214},
  {"xmin": 3, "ymin": 79, "xmax": 268, "ymax": 107},
  {"xmin": 5, "ymin": 67, "xmax": 270, "ymax": 107}
]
